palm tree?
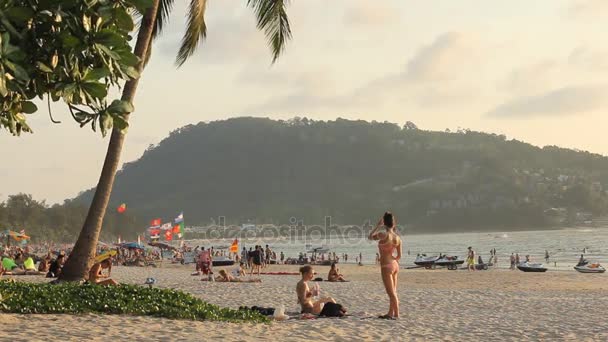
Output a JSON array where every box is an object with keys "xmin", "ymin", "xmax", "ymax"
[{"xmin": 59, "ymin": 0, "xmax": 292, "ymax": 281}]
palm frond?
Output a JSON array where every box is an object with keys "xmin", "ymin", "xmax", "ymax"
[
  {"xmin": 247, "ymin": 0, "xmax": 292, "ymax": 63},
  {"xmin": 175, "ymin": 0, "xmax": 208, "ymax": 66},
  {"xmin": 135, "ymin": 0, "xmax": 174, "ymax": 41},
  {"xmin": 152, "ymin": 0, "xmax": 175, "ymax": 39}
]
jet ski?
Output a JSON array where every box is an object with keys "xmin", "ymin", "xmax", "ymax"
[
  {"xmin": 435, "ymin": 256, "xmax": 465, "ymax": 270},
  {"xmin": 414, "ymin": 255, "xmax": 439, "ymax": 268},
  {"xmin": 517, "ymin": 262, "xmax": 547, "ymax": 272},
  {"xmin": 574, "ymin": 263, "xmax": 606, "ymax": 273}
]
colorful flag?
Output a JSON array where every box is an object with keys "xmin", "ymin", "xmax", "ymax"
[
  {"xmin": 229, "ymin": 239, "xmax": 238, "ymax": 253},
  {"xmin": 150, "ymin": 218, "xmax": 161, "ymax": 227},
  {"xmin": 164, "ymin": 230, "xmax": 173, "ymax": 241},
  {"xmin": 172, "ymin": 212, "xmax": 184, "ymax": 239}
]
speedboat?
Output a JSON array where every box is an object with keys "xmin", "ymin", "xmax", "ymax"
[
  {"xmin": 414, "ymin": 255, "xmax": 439, "ymax": 267},
  {"xmin": 212, "ymin": 256, "xmax": 235, "ymax": 267},
  {"xmin": 517, "ymin": 262, "xmax": 547, "ymax": 272},
  {"xmin": 435, "ymin": 256, "xmax": 465, "ymax": 266},
  {"xmin": 574, "ymin": 263, "xmax": 606, "ymax": 273},
  {"xmin": 435, "ymin": 256, "xmax": 465, "ymax": 270}
]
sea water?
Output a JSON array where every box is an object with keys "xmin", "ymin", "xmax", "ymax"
[{"xmin": 189, "ymin": 227, "xmax": 608, "ymax": 269}]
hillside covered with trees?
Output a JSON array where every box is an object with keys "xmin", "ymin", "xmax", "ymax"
[
  {"xmin": 0, "ymin": 194, "xmax": 143, "ymax": 243},
  {"xmin": 70, "ymin": 117, "xmax": 608, "ymax": 233}
]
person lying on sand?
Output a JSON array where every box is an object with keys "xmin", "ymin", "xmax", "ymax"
[
  {"xmin": 89, "ymin": 259, "xmax": 118, "ymax": 286},
  {"xmin": 297, "ymin": 265, "xmax": 336, "ymax": 314},
  {"xmin": 327, "ymin": 262, "xmax": 347, "ymax": 282},
  {"xmin": 214, "ymin": 269, "xmax": 261, "ymax": 283},
  {"xmin": 2, "ymin": 256, "xmax": 25, "ymax": 275}
]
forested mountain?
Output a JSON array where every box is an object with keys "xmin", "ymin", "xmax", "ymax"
[
  {"xmin": 0, "ymin": 194, "xmax": 143, "ymax": 243},
  {"xmin": 71, "ymin": 117, "xmax": 608, "ymax": 233}
]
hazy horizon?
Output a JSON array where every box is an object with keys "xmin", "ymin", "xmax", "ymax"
[{"xmin": 2, "ymin": 0, "xmax": 608, "ymax": 204}]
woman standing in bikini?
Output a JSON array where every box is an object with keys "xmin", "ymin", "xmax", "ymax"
[{"xmin": 369, "ymin": 212, "xmax": 402, "ymax": 319}]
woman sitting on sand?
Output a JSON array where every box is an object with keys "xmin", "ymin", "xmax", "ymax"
[
  {"xmin": 297, "ymin": 265, "xmax": 336, "ymax": 314},
  {"xmin": 38, "ymin": 255, "xmax": 51, "ymax": 273},
  {"xmin": 89, "ymin": 259, "xmax": 118, "ymax": 286},
  {"xmin": 327, "ymin": 262, "xmax": 347, "ymax": 282},
  {"xmin": 368, "ymin": 212, "xmax": 402, "ymax": 319}
]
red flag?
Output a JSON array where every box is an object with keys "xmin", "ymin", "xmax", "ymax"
[
  {"xmin": 165, "ymin": 230, "xmax": 173, "ymax": 241},
  {"xmin": 229, "ymin": 239, "xmax": 238, "ymax": 253},
  {"xmin": 149, "ymin": 228, "xmax": 160, "ymax": 236},
  {"xmin": 151, "ymin": 218, "xmax": 161, "ymax": 226},
  {"xmin": 172, "ymin": 225, "xmax": 180, "ymax": 234}
]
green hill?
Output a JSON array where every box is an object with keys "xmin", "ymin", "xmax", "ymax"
[{"xmin": 73, "ymin": 117, "xmax": 608, "ymax": 233}]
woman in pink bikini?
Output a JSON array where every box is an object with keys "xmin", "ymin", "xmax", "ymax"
[{"xmin": 369, "ymin": 211, "xmax": 402, "ymax": 319}]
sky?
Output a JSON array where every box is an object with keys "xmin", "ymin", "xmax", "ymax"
[{"xmin": 2, "ymin": 0, "xmax": 608, "ymax": 204}]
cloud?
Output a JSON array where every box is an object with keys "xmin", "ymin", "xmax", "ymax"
[
  {"xmin": 498, "ymin": 60, "xmax": 559, "ymax": 95},
  {"xmin": 343, "ymin": 1, "xmax": 399, "ymax": 27},
  {"xmin": 568, "ymin": 45, "xmax": 608, "ymax": 70},
  {"xmin": 403, "ymin": 32, "xmax": 472, "ymax": 82},
  {"xmin": 568, "ymin": 0, "xmax": 608, "ymax": 18},
  {"xmin": 154, "ymin": 2, "xmax": 268, "ymax": 65},
  {"xmin": 487, "ymin": 85, "xmax": 607, "ymax": 118},
  {"xmin": 245, "ymin": 31, "xmax": 479, "ymax": 114}
]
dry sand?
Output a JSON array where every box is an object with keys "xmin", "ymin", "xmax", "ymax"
[{"xmin": 1, "ymin": 264, "xmax": 607, "ymax": 341}]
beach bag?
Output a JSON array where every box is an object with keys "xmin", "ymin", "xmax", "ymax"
[{"xmin": 319, "ymin": 302, "xmax": 346, "ymax": 317}]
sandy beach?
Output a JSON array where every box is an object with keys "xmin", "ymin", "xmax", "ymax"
[{"xmin": 1, "ymin": 264, "xmax": 607, "ymax": 341}]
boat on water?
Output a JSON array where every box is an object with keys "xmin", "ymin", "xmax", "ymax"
[
  {"xmin": 414, "ymin": 255, "xmax": 439, "ymax": 267},
  {"xmin": 212, "ymin": 256, "xmax": 235, "ymax": 267},
  {"xmin": 517, "ymin": 262, "xmax": 548, "ymax": 272},
  {"xmin": 306, "ymin": 246, "xmax": 331, "ymax": 254},
  {"xmin": 574, "ymin": 262, "xmax": 606, "ymax": 273}
]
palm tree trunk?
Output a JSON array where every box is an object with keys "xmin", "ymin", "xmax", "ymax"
[{"xmin": 59, "ymin": 1, "xmax": 160, "ymax": 282}]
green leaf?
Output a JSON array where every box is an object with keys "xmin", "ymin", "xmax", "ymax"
[
  {"xmin": 84, "ymin": 68, "xmax": 110, "ymax": 81},
  {"xmin": 36, "ymin": 62, "xmax": 54, "ymax": 73},
  {"xmin": 100, "ymin": 112, "xmax": 112, "ymax": 137},
  {"xmin": 0, "ymin": 74, "xmax": 7, "ymax": 97},
  {"xmin": 4, "ymin": 7, "xmax": 35, "ymax": 24},
  {"xmin": 95, "ymin": 43, "xmax": 121, "ymax": 60},
  {"xmin": 128, "ymin": 0, "xmax": 154, "ymax": 14},
  {"xmin": 112, "ymin": 113, "xmax": 129, "ymax": 133},
  {"xmin": 20, "ymin": 101, "xmax": 37, "ymax": 114},
  {"xmin": 107, "ymin": 99, "xmax": 134, "ymax": 115},
  {"xmin": 122, "ymin": 66, "xmax": 139, "ymax": 79},
  {"xmin": 82, "ymin": 82, "xmax": 107, "ymax": 99},
  {"xmin": 4, "ymin": 61, "xmax": 30, "ymax": 81},
  {"xmin": 96, "ymin": 29, "xmax": 126, "ymax": 47},
  {"xmin": 61, "ymin": 34, "xmax": 81, "ymax": 49},
  {"xmin": 114, "ymin": 8, "xmax": 134, "ymax": 31}
]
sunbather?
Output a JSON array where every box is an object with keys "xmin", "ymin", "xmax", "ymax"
[
  {"xmin": 89, "ymin": 259, "xmax": 118, "ymax": 286},
  {"xmin": 297, "ymin": 265, "xmax": 336, "ymax": 314},
  {"xmin": 327, "ymin": 262, "xmax": 347, "ymax": 282}
]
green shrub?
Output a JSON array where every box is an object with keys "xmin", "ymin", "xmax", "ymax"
[{"xmin": 0, "ymin": 281, "xmax": 268, "ymax": 323}]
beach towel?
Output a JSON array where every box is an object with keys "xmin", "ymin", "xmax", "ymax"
[
  {"xmin": 23, "ymin": 257, "xmax": 35, "ymax": 270},
  {"xmin": 2, "ymin": 258, "xmax": 17, "ymax": 270}
]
